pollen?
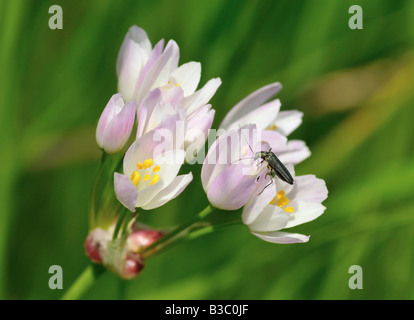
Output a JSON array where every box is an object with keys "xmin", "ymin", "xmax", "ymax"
[
  {"xmin": 143, "ymin": 174, "xmax": 151, "ymax": 182},
  {"xmin": 143, "ymin": 159, "xmax": 153, "ymax": 168},
  {"xmin": 130, "ymin": 171, "xmax": 141, "ymax": 185},
  {"xmin": 270, "ymin": 190, "xmax": 294, "ymax": 213},
  {"xmin": 267, "ymin": 124, "xmax": 278, "ymax": 131},
  {"xmin": 284, "ymin": 207, "xmax": 294, "ymax": 213},
  {"xmin": 150, "ymin": 174, "xmax": 160, "ymax": 185},
  {"xmin": 137, "ymin": 162, "xmax": 143, "ymax": 170},
  {"xmin": 152, "ymin": 165, "xmax": 161, "ymax": 172},
  {"xmin": 175, "ymin": 83, "xmax": 181, "ymax": 87}
]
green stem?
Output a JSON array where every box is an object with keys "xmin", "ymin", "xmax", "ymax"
[
  {"xmin": 141, "ymin": 204, "xmax": 215, "ymax": 258},
  {"xmin": 112, "ymin": 209, "xmax": 127, "ymax": 240},
  {"xmin": 60, "ymin": 264, "xmax": 105, "ymax": 300},
  {"xmin": 90, "ymin": 152, "xmax": 107, "ymax": 228}
]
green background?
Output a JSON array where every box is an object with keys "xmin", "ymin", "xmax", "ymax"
[{"xmin": 1, "ymin": 0, "xmax": 414, "ymax": 300}]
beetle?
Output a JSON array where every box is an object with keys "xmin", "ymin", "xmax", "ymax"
[{"xmin": 254, "ymin": 148, "xmax": 294, "ymax": 185}]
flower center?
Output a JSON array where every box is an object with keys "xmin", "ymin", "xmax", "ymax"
[
  {"xmin": 130, "ymin": 158, "xmax": 161, "ymax": 188},
  {"xmin": 267, "ymin": 124, "xmax": 278, "ymax": 131},
  {"xmin": 269, "ymin": 190, "xmax": 294, "ymax": 213}
]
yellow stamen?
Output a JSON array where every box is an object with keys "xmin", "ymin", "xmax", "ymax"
[
  {"xmin": 268, "ymin": 124, "xmax": 278, "ymax": 131},
  {"xmin": 152, "ymin": 165, "xmax": 161, "ymax": 173},
  {"xmin": 276, "ymin": 190, "xmax": 285, "ymax": 199},
  {"xmin": 143, "ymin": 159, "xmax": 153, "ymax": 168},
  {"xmin": 143, "ymin": 174, "xmax": 151, "ymax": 182},
  {"xmin": 269, "ymin": 197, "xmax": 276, "ymax": 205},
  {"xmin": 137, "ymin": 162, "xmax": 143, "ymax": 170},
  {"xmin": 175, "ymin": 83, "xmax": 181, "ymax": 87},
  {"xmin": 150, "ymin": 174, "xmax": 160, "ymax": 186},
  {"xmin": 130, "ymin": 171, "xmax": 141, "ymax": 185},
  {"xmin": 284, "ymin": 206, "xmax": 294, "ymax": 213},
  {"xmin": 276, "ymin": 196, "xmax": 289, "ymax": 207}
]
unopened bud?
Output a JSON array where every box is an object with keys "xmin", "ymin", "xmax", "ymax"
[
  {"xmin": 85, "ymin": 228, "xmax": 110, "ymax": 264},
  {"xmin": 120, "ymin": 253, "xmax": 145, "ymax": 280},
  {"xmin": 127, "ymin": 229, "xmax": 165, "ymax": 252}
]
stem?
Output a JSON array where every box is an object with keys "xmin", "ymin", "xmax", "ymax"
[
  {"xmin": 141, "ymin": 204, "xmax": 215, "ymax": 258},
  {"xmin": 112, "ymin": 209, "xmax": 127, "ymax": 240},
  {"xmin": 60, "ymin": 264, "xmax": 105, "ymax": 300},
  {"xmin": 90, "ymin": 152, "xmax": 107, "ymax": 228}
]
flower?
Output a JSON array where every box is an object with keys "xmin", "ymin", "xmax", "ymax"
[
  {"xmin": 95, "ymin": 93, "xmax": 136, "ymax": 154},
  {"xmin": 114, "ymin": 123, "xmax": 193, "ymax": 212},
  {"xmin": 242, "ymin": 164, "xmax": 328, "ymax": 244},
  {"xmin": 201, "ymin": 124, "xmax": 292, "ymax": 210},
  {"xmin": 137, "ymin": 86, "xmax": 216, "ymax": 163}
]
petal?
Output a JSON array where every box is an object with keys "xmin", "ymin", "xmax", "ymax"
[
  {"xmin": 251, "ymin": 231, "xmax": 310, "ymax": 244},
  {"xmin": 142, "ymin": 173, "xmax": 193, "ymax": 210},
  {"xmin": 288, "ymin": 175, "xmax": 328, "ymax": 203},
  {"xmin": 169, "ymin": 62, "xmax": 201, "ymax": 97},
  {"xmin": 284, "ymin": 200, "xmax": 326, "ymax": 228},
  {"xmin": 220, "ymin": 99, "xmax": 281, "ymax": 132},
  {"xmin": 219, "ymin": 82, "xmax": 282, "ymax": 131},
  {"xmin": 96, "ymin": 93, "xmax": 122, "ymax": 148},
  {"xmin": 136, "ymin": 39, "xmax": 165, "ymax": 88},
  {"xmin": 260, "ymin": 130, "xmax": 288, "ymax": 154},
  {"xmin": 247, "ymin": 204, "xmax": 290, "ymax": 232},
  {"xmin": 102, "ymin": 100, "xmax": 136, "ymax": 154},
  {"xmin": 274, "ymin": 110, "xmax": 303, "ymax": 136},
  {"xmin": 183, "ymin": 78, "xmax": 222, "ymax": 116},
  {"xmin": 206, "ymin": 163, "xmax": 256, "ymax": 210},
  {"xmin": 278, "ymin": 140, "xmax": 311, "ymax": 165},
  {"xmin": 114, "ymin": 173, "xmax": 138, "ymax": 212},
  {"xmin": 242, "ymin": 176, "xmax": 276, "ymax": 225}
]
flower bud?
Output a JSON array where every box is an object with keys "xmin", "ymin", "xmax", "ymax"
[
  {"xmin": 127, "ymin": 228, "xmax": 165, "ymax": 253},
  {"xmin": 96, "ymin": 93, "xmax": 136, "ymax": 154},
  {"xmin": 84, "ymin": 228, "xmax": 110, "ymax": 264},
  {"xmin": 120, "ymin": 253, "xmax": 145, "ymax": 280}
]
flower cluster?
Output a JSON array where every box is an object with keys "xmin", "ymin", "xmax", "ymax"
[{"xmin": 87, "ymin": 25, "xmax": 327, "ymax": 279}]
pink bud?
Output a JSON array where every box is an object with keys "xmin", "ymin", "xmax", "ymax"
[
  {"xmin": 120, "ymin": 253, "xmax": 145, "ymax": 280},
  {"xmin": 84, "ymin": 229, "xmax": 109, "ymax": 264},
  {"xmin": 96, "ymin": 93, "xmax": 136, "ymax": 154},
  {"xmin": 127, "ymin": 229, "xmax": 164, "ymax": 253}
]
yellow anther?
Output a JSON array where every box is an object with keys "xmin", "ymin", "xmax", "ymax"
[
  {"xmin": 276, "ymin": 190, "xmax": 285, "ymax": 199},
  {"xmin": 143, "ymin": 159, "xmax": 153, "ymax": 168},
  {"xmin": 152, "ymin": 165, "xmax": 161, "ymax": 172},
  {"xmin": 269, "ymin": 197, "xmax": 276, "ymax": 205},
  {"xmin": 137, "ymin": 162, "xmax": 143, "ymax": 170},
  {"xmin": 143, "ymin": 174, "xmax": 151, "ymax": 182},
  {"xmin": 268, "ymin": 124, "xmax": 278, "ymax": 131},
  {"xmin": 276, "ymin": 196, "xmax": 290, "ymax": 207},
  {"xmin": 150, "ymin": 174, "xmax": 160, "ymax": 186},
  {"xmin": 175, "ymin": 83, "xmax": 181, "ymax": 87},
  {"xmin": 130, "ymin": 171, "xmax": 141, "ymax": 185},
  {"xmin": 284, "ymin": 207, "xmax": 294, "ymax": 213}
]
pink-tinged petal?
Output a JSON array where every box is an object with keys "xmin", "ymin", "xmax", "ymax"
[
  {"xmin": 247, "ymin": 205, "xmax": 290, "ymax": 232},
  {"xmin": 160, "ymin": 84, "xmax": 184, "ymax": 109},
  {"xmin": 165, "ymin": 39, "xmax": 180, "ymax": 72},
  {"xmin": 242, "ymin": 175, "xmax": 276, "ymax": 225},
  {"xmin": 185, "ymin": 108, "xmax": 215, "ymax": 163},
  {"xmin": 137, "ymin": 89, "xmax": 163, "ymax": 138},
  {"xmin": 274, "ymin": 110, "xmax": 303, "ymax": 136},
  {"xmin": 137, "ymin": 39, "xmax": 165, "ymax": 88},
  {"xmin": 114, "ymin": 173, "xmax": 138, "ymax": 212},
  {"xmin": 274, "ymin": 163, "xmax": 295, "ymax": 195},
  {"xmin": 96, "ymin": 93, "xmax": 122, "ymax": 148},
  {"xmin": 219, "ymin": 82, "xmax": 282, "ymax": 131},
  {"xmin": 260, "ymin": 130, "xmax": 288, "ymax": 154},
  {"xmin": 169, "ymin": 62, "xmax": 201, "ymax": 96},
  {"xmin": 220, "ymin": 99, "xmax": 281, "ymax": 132},
  {"xmin": 154, "ymin": 110, "xmax": 186, "ymax": 151},
  {"xmin": 134, "ymin": 41, "xmax": 175, "ymax": 104},
  {"xmin": 278, "ymin": 140, "xmax": 311, "ymax": 165},
  {"xmin": 251, "ymin": 231, "xmax": 310, "ymax": 244},
  {"xmin": 207, "ymin": 163, "xmax": 256, "ymax": 210},
  {"xmin": 102, "ymin": 100, "xmax": 136, "ymax": 154},
  {"xmin": 184, "ymin": 78, "xmax": 222, "ymax": 116},
  {"xmin": 142, "ymin": 173, "xmax": 193, "ymax": 210},
  {"xmin": 116, "ymin": 26, "xmax": 151, "ymax": 101},
  {"xmin": 288, "ymin": 175, "xmax": 328, "ymax": 203},
  {"xmin": 284, "ymin": 200, "xmax": 326, "ymax": 229}
]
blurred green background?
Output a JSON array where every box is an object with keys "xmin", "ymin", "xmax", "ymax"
[{"xmin": 1, "ymin": 0, "xmax": 414, "ymax": 300}]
